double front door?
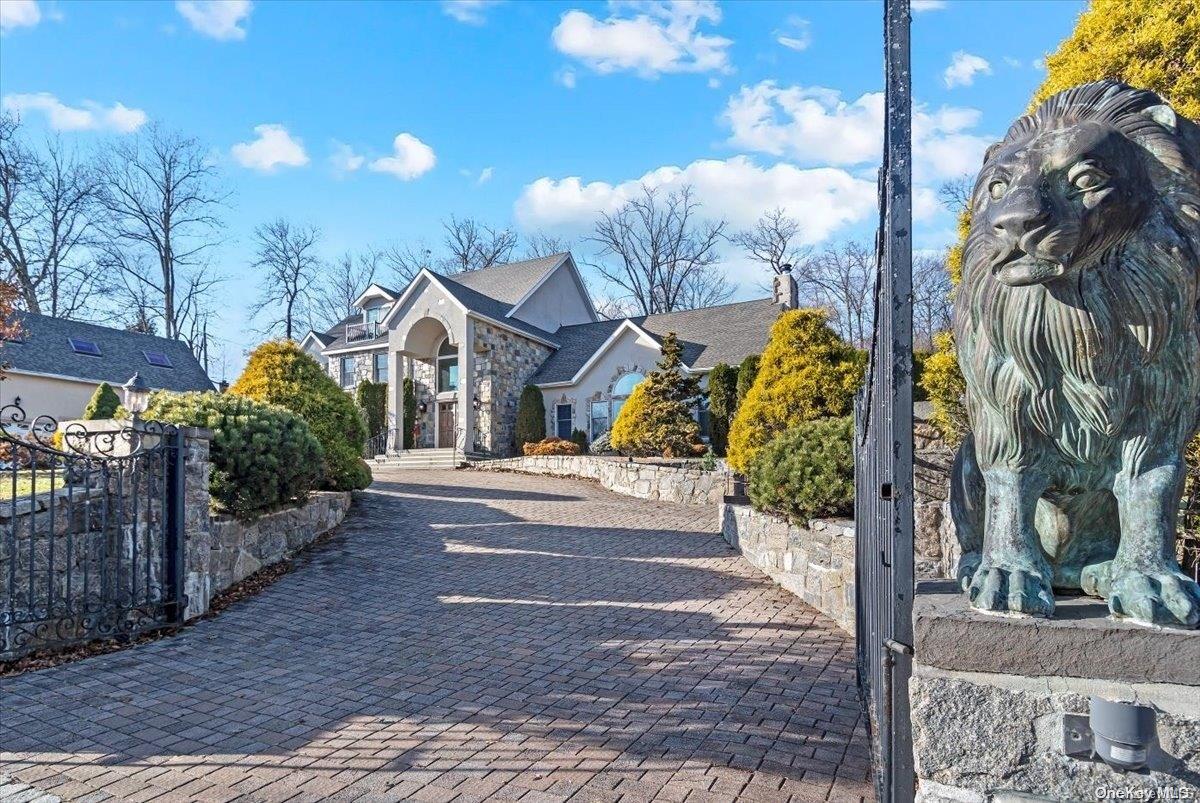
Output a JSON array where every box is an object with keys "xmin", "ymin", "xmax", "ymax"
[{"xmin": 437, "ymin": 401, "xmax": 456, "ymax": 448}]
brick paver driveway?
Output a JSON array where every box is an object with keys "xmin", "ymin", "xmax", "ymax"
[{"xmin": 2, "ymin": 468, "xmax": 872, "ymax": 802}]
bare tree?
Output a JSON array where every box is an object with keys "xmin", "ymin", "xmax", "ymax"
[
  {"xmin": 94, "ymin": 124, "xmax": 226, "ymax": 339},
  {"xmin": 727, "ymin": 207, "xmax": 812, "ymax": 276},
  {"xmin": 441, "ymin": 216, "xmax": 517, "ymax": 273},
  {"xmin": 0, "ymin": 114, "xmax": 105, "ymax": 318},
  {"xmin": 912, "ymin": 252, "xmax": 953, "ymax": 349},
  {"xmin": 938, "ymin": 176, "xmax": 972, "ymax": 214},
  {"xmin": 316, "ymin": 249, "xmax": 379, "ymax": 329},
  {"xmin": 796, "ymin": 240, "xmax": 874, "ymax": 347},
  {"xmin": 378, "ymin": 241, "xmax": 433, "ymax": 287},
  {"xmin": 588, "ymin": 185, "xmax": 729, "ymax": 315},
  {"xmin": 248, "ymin": 219, "xmax": 322, "ymax": 340},
  {"xmin": 523, "ymin": 231, "xmax": 571, "ymax": 260}
]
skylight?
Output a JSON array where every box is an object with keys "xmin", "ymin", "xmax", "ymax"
[
  {"xmin": 68, "ymin": 337, "xmax": 101, "ymax": 357},
  {"xmin": 144, "ymin": 350, "xmax": 173, "ymax": 368}
]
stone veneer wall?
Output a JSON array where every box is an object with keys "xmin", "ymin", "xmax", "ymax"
[
  {"xmin": 474, "ymin": 324, "xmax": 554, "ymax": 456},
  {"xmin": 720, "ymin": 503, "xmax": 856, "ymax": 633},
  {"xmin": 476, "ymin": 455, "xmax": 727, "ymax": 506},
  {"xmin": 325, "ymin": 347, "xmax": 386, "ymax": 391},
  {"xmin": 411, "ymin": 359, "xmax": 436, "ymax": 448}
]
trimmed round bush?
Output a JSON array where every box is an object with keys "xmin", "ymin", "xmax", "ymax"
[
  {"xmin": 523, "ymin": 436, "xmax": 581, "ymax": 456},
  {"xmin": 747, "ymin": 416, "xmax": 854, "ymax": 525},
  {"xmin": 230, "ymin": 340, "xmax": 371, "ymax": 491},
  {"xmin": 83, "ymin": 382, "xmax": 121, "ymax": 420},
  {"xmin": 144, "ymin": 391, "xmax": 324, "ymax": 518}
]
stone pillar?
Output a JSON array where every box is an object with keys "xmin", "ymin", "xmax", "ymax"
[
  {"xmin": 458, "ymin": 318, "xmax": 475, "ymax": 454},
  {"xmin": 910, "ymin": 580, "xmax": 1200, "ymax": 801},
  {"xmin": 387, "ymin": 350, "xmax": 406, "ymax": 452}
]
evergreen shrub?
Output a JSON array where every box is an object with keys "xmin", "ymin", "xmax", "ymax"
[
  {"xmin": 82, "ymin": 382, "xmax": 121, "ymax": 420},
  {"xmin": 747, "ymin": 416, "xmax": 854, "ymax": 524}
]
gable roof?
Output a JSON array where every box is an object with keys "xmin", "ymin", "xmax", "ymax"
[
  {"xmin": 529, "ymin": 299, "xmax": 783, "ymax": 385},
  {"xmin": 449, "ymin": 253, "xmax": 567, "ymax": 306},
  {"xmin": 434, "ymin": 272, "xmax": 559, "ymax": 344},
  {"xmin": 3, "ymin": 311, "xmax": 215, "ymax": 393}
]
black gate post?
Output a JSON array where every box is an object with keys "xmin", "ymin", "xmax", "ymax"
[
  {"xmin": 855, "ymin": 0, "xmax": 915, "ymax": 800},
  {"xmin": 163, "ymin": 427, "xmax": 187, "ymax": 624}
]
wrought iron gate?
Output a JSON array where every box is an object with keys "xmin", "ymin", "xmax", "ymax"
[
  {"xmin": 0, "ymin": 401, "xmax": 186, "ymax": 661},
  {"xmin": 854, "ymin": 0, "xmax": 915, "ymax": 800}
]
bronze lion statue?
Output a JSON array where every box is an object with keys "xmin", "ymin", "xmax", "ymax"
[{"xmin": 951, "ymin": 81, "xmax": 1200, "ymax": 628}]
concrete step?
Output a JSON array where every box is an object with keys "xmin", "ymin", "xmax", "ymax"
[{"xmin": 372, "ymin": 449, "xmax": 463, "ymax": 470}]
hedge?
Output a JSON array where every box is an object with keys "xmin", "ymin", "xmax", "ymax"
[
  {"xmin": 144, "ymin": 391, "xmax": 324, "ymax": 519},
  {"xmin": 706, "ymin": 362, "xmax": 738, "ymax": 457},
  {"xmin": 355, "ymin": 380, "xmax": 387, "ymax": 438},
  {"xmin": 230, "ymin": 340, "xmax": 371, "ymax": 491},
  {"xmin": 523, "ymin": 436, "xmax": 581, "ymax": 456},
  {"xmin": 515, "ymin": 385, "xmax": 545, "ymax": 453}
]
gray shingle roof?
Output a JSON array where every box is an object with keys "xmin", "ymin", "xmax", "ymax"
[
  {"xmin": 3, "ymin": 311, "xmax": 215, "ymax": 393},
  {"xmin": 529, "ymin": 299, "xmax": 783, "ymax": 385},
  {"xmin": 448, "ymin": 254, "xmax": 566, "ymax": 306},
  {"xmin": 434, "ymin": 273, "xmax": 559, "ymax": 344}
]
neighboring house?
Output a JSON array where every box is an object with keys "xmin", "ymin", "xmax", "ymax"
[
  {"xmin": 301, "ymin": 252, "xmax": 797, "ymax": 456},
  {"xmin": 0, "ymin": 311, "xmax": 215, "ymax": 421}
]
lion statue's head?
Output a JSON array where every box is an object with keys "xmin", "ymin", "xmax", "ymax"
[{"xmin": 963, "ymin": 80, "xmax": 1200, "ymax": 289}]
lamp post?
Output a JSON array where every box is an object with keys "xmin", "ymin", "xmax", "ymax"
[{"xmin": 122, "ymin": 372, "xmax": 150, "ymax": 423}]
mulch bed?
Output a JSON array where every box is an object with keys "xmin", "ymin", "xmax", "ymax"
[{"xmin": 0, "ymin": 527, "xmax": 342, "ymax": 678}]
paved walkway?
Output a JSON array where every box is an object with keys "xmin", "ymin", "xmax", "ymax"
[{"xmin": 1, "ymin": 468, "xmax": 872, "ymax": 802}]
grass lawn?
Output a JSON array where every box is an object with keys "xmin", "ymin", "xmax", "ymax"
[{"xmin": 0, "ymin": 471, "xmax": 64, "ymax": 500}]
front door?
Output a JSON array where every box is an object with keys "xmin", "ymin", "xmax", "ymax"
[{"xmin": 437, "ymin": 402, "xmax": 456, "ymax": 448}]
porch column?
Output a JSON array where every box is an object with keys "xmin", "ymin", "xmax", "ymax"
[
  {"xmin": 387, "ymin": 350, "xmax": 406, "ymax": 452},
  {"xmin": 458, "ymin": 318, "xmax": 475, "ymax": 454}
]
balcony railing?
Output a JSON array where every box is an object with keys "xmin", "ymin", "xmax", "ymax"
[{"xmin": 345, "ymin": 321, "xmax": 382, "ymax": 342}]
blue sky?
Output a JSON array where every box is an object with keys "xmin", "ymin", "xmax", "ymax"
[{"xmin": 0, "ymin": 0, "xmax": 1085, "ymax": 377}]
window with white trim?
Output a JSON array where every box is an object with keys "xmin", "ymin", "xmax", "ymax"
[{"xmin": 340, "ymin": 357, "xmax": 355, "ymax": 388}]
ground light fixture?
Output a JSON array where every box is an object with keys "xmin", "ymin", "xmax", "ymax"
[{"xmin": 1063, "ymin": 696, "xmax": 1157, "ymax": 771}]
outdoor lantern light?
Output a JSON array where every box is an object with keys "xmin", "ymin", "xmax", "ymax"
[
  {"xmin": 473, "ymin": 396, "xmax": 482, "ymax": 411},
  {"xmin": 122, "ymin": 373, "xmax": 151, "ymax": 416},
  {"xmin": 417, "ymin": 401, "xmax": 428, "ymax": 415}
]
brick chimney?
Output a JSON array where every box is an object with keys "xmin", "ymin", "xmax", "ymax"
[{"xmin": 773, "ymin": 265, "xmax": 798, "ymax": 309}]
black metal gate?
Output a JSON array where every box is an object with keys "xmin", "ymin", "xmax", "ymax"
[
  {"xmin": 0, "ymin": 401, "xmax": 186, "ymax": 661},
  {"xmin": 854, "ymin": 0, "xmax": 915, "ymax": 800}
]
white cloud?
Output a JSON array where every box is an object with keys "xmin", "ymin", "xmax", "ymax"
[
  {"xmin": 1, "ymin": 0, "xmax": 40, "ymax": 32},
  {"xmin": 774, "ymin": 16, "xmax": 811, "ymax": 52},
  {"xmin": 720, "ymin": 81, "xmax": 991, "ymax": 182},
  {"xmin": 943, "ymin": 51, "xmax": 991, "ymax": 88},
  {"xmin": 441, "ymin": 0, "xmax": 501, "ymax": 25},
  {"xmin": 369, "ymin": 133, "xmax": 436, "ymax": 180},
  {"xmin": 515, "ymin": 155, "xmax": 877, "ymax": 245},
  {"xmin": 1003, "ymin": 56, "xmax": 1022, "ymax": 69},
  {"xmin": 175, "ymin": 0, "xmax": 251, "ymax": 41},
  {"xmin": 1033, "ymin": 57, "xmax": 1046, "ymax": 72},
  {"xmin": 329, "ymin": 141, "xmax": 364, "ymax": 175},
  {"xmin": 911, "ymin": 0, "xmax": 946, "ymax": 11},
  {"xmin": 231, "ymin": 124, "xmax": 309, "ymax": 172},
  {"xmin": 477, "ymin": 166, "xmax": 494, "ymax": 185},
  {"xmin": 2, "ymin": 92, "xmax": 147, "ymax": 132},
  {"xmin": 551, "ymin": 0, "xmax": 732, "ymax": 79},
  {"xmin": 556, "ymin": 67, "xmax": 577, "ymax": 89}
]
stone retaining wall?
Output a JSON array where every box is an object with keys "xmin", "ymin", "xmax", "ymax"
[
  {"xmin": 184, "ymin": 490, "xmax": 352, "ymax": 619},
  {"xmin": 476, "ymin": 455, "xmax": 726, "ymax": 506},
  {"xmin": 720, "ymin": 502, "xmax": 855, "ymax": 633}
]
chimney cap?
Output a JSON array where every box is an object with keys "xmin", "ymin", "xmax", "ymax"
[{"xmin": 780, "ymin": 263, "xmax": 793, "ymax": 274}]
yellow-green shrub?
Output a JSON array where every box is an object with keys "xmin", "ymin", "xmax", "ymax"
[
  {"xmin": 231, "ymin": 340, "xmax": 371, "ymax": 491},
  {"xmin": 920, "ymin": 332, "xmax": 968, "ymax": 446},
  {"xmin": 523, "ymin": 437, "xmax": 581, "ymax": 456},
  {"xmin": 610, "ymin": 332, "xmax": 704, "ymax": 458},
  {"xmin": 726, "ymin": 309, "xmax": 862, "ymax": 474}
]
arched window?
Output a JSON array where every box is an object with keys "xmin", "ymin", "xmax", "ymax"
[
  {"xmin": 610, "ymin": 372, "xmax": 644, "ymax": 423},
  {"xmin": 612, "ymin": 372, "xmax": 643, "ymax": 397},
  {"xmin": 437, "ymin": 338, "xmax": 459, "ymax": 393}
]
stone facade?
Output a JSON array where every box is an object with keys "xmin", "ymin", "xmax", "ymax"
[
  {"xmin": 410, "ymin": 358, "xmax": 436, "ymax": 448},
  {"xmin": 720, "ymin": 503, "xmax": 856, "ymax": 633},
  {"xmin": 324, "ymin": 347, "xmax": 386, "ymax": 392},
  {"xmin": 476, "ymin": 454, "xmax": 727, "ymax": 506},
  {"xmin": 474, "ymin": 323, "xmax": 554, "ymax": 455},
  {"xmin": 914, "ymin": 421, "xmax": 954, "ymax": 578}
]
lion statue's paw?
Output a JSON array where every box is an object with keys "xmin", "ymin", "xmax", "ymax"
[
  {"xmin": 957, "ymin": 551, "xmax": 982, "ymax": 591},
  {"xmin": 967, "ymin": 561, "xmax": 1055, "ymax": 617},
  {"xmin": 1099, "ymin": 564, "xmax": 1200, "ymax": 629}
]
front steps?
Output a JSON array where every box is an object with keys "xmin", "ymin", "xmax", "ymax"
[{"xmin": 372, "ymin": 448, "xmax": 463, "ymax": 470}]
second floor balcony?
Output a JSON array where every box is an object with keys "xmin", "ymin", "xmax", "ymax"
[{"xmin": 345, "ymin": 321, "xmax": 382, "ymax": 342}]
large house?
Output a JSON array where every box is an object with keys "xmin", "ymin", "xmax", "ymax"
[
  {"xmin": 302, "ymin": 252, "xmax": 796, "ymax": 456},
  {"xmin": 1, "ymin": 311, "xmax": 215, "ymax": 421}
]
